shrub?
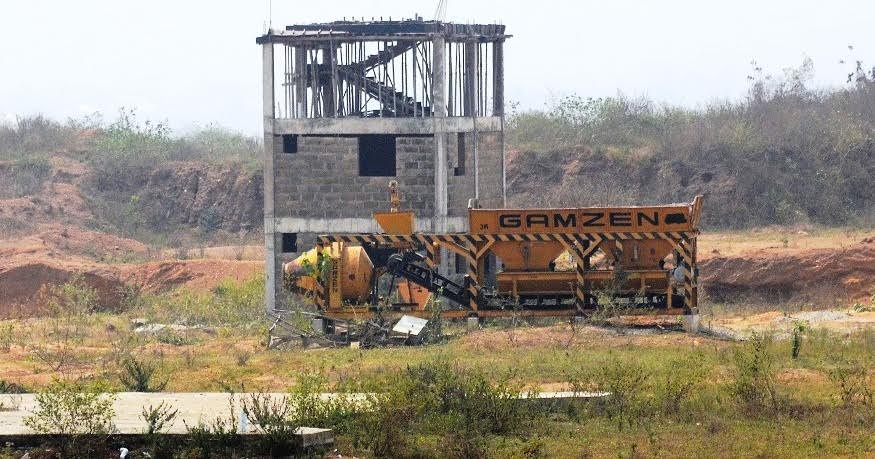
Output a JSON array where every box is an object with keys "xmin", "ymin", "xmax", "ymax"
[
  {"xmin": 29, "ymin": 276, "xmax": 98, "ymax": 371},
  {"xmin": 24, "ymin": 379, "xmax": 116, "ymax": 455},
  {"xmin": 0, "ymin": 380, "xmax": 27, "ymax": 394},
  {"xmin": 572, "ymin": 358, "xmax": 651, "ymax": 430},
  {"xmin": 348, "ymin": 361, "xmax": 529, "ymax": 457},
  {"xmin": 289, "ymin": 371, "xmax": 359, "ymax": 431},
  {"xmin": 653, "ymin": 355, "xmax": 708, "ymax": 415},
  {"xmin": 0, "ymin": 114, "xmax": 75, "ymax": 159},
  {"xmin": 119, "ymin": 356, "xmax": 168, "ymax": 392},
  {"xmin": 791, "ymin": 321, "xmax": 807, "ymax": 359},
  {"xmin": 141, "ymin": 401, "xmax": 179, "ymax": 459},
  {"xmin": 0, "ymin": 157, "xmax": 52, "ymax": 199},
  {"xmin": 730, "ymin": 333, "xmax": 780, "ymax": 413},
  {"xmin": 828, "ymin": 360, "xmax": 873, "ymax": 410},
  {"xmin": 183, "ymin": 398, "xmax": 241, "ymax": 457},
  {"xmin": 0, "ymin": 322, "xmax": 13, "ymax": 353},
  {"xmin": 241, "ymin": 393, "xmax": 300, "ymax": 456},
  {"xmin": 47, "ymin": 275, "xmax": 100, "ymax": 315},
  {"xmin": 139, "ymin": 275, "xmax": 265, "ymax": 328}
]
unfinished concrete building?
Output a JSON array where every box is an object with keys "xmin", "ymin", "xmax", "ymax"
[{"xmin": 256, "ymin": 19, "xmax": 509, "ymax": 311}]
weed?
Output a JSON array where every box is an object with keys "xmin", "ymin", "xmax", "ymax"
[
  {"xmin": 828, "ymin": 360, "xmax": 873, "ymax": 410},
  {"xmin": 0, "ymin": 156, "xmax": 52, "ymax": 199},
  {"xmin": 183, "ymin": 398, "xmax": 241, "ymax": 457},
  {"xmin": 730, "ymin": 333, "xmax": 781, "ymax": 413},
  {"xmin": 142, "ymin": 401, "xmax": 179, "ymax": 459},
  {"xmin": 0, "ymin": 380, "xmax": 27, "ymax": 394},
  {"xmin": 653, "ymin": 355, "xmax": 708, "ymax": 415},
  {"xmin": 589, "ymin": 268, "xmax": 638, "ymax": 327},
  {"xmin": 119, "ymin": 356, "xmax": 168, "ymax": 392},
  {"xmin": 155, "ymin": 331, "xmax": 196, "ymax": 346},
  {"xmin": 574, "ymin": 358, "xmax": 651, "ymax": 430},
  {"xmin": 142, "ymin": 276, "xmax": 264, "ymax": 328},
  {"xmin": 422, "ymin": 293, "xmax": 445, "ymax": 344},
  {"xmin": 232, "ymin": 244, "xmax": 246, "ymax": 261},
  {"xmin": 289, "ymin": 371, "xmax": 358, "ymax": 430},
  {"xmin": 241, "ymin": 393, "xmax": 301, "ymax": 456},
  {"xmin": 0, "ymin": 322, "xmax": 13, "ymax": 353},
  {"xmin": 142, "ymin": 401, "xmax": 179, "ymax": 434},
  {"xmin": 234, "ymin": 350, "xmax": 252, "ymax": 367},
  {"xmin": 28, "ymin": 276, "xmax": 98, "ymax": 371}
]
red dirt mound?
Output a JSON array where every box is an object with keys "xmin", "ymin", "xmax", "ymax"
[
  {"xmin": 0, "ymin": 260, "xmax": 126, "ymax": 318},
  {"xmin": 121, "ymin": 260, "xmax": 262, "ymax": 293},
  {"xmin": 701, "ymin": 238, "xmax": 875, "ymax": 303}
]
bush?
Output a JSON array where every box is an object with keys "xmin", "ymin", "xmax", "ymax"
[
  {"xmin": 506, "ymin": 59, "xmax": 875, "ymax": 228},
  {"xmin": 348, "ymin": 361, "xmax": 529, "ymax": 458},
  {"xmin": 29, "ymin": 276, "xmax": 98, "ymax": 371},
  {"xmin": 0, "ymin": 322, "xmax": 13, "ymax": 353},
  {"xmin": 142, "ymin": 401, "xmax": 179, "ymax": 459},
  {"xmin": 241, "ymin": 393, "xmax": 301, "ymax": 456},
  {"xmin": 828, "ymin": 360, "xmax": 873, "ymax": 410},
  {"xmin": 730, "ymin": 333, "xmax": 781, "ymax": 413},
  {"xmin": 183, "ymin": 398, "xmax": 241, "ymax": 457},
  {"xmin": 119, "ymin": 356, "xmax": 168, "ymax": 392},
  {"xmin": 0, "ymin": 114, "xmax": 76, "ymax": 159},
  {"xmin": 653, "ymin": 355, "xmax": 708, "ymax": 415},
  {"xmin": 572, "ymin": 358, "xmax": 651, "ymax": 430},
  {"xmin": 24, "ymin": 379, "xmax": 116, "ymax": 455},
  {"xmin": 0, "ymin": 157, "xmax": 52, "ymax": 199},
  {"xmin": 139, "ymin": 275, "xmax": 265, "ymax": 328}
]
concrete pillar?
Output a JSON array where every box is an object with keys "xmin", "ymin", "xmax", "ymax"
[
  {"xmin": 262, "ymin": 42, "xmax": 278, "ymax": 313},
  {"xmin": 432, "ymin": 36, "xmax": 448, "ymax": 234},
  {"xmin": 432, "ymin": 36, "xmax": 450, "ymax": 275},
  {"xmin": 294, "ymin": 46, "xmax": 307, "ymax": 118},
  {"xmin": 493, "ymin": 40, "xmax": 507, "ymax": 206},
  {"xmin": 492, "ymin": 40, "xmax": 504, "ymax": 116},
  {"xmin": 322, "ymin": 45, "xmax": 336, "ymax": 117},
  {"xmin": 464, "ymin": 41, "xmax": 480, "ymax": 200}
]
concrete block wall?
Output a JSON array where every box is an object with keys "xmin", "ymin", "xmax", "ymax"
[
  {"xmin": 447, "ymin": 132, "xmax": 476, "ymax": 217},
  {"xmin": 267, "ymin": 131, "xmax": 504, "ymax": 310},
  {"xmin": 476, "ymin": 132, "xmax": 504, "ymax": 208},
  {"xmin": 273, "ymin": 135, "xmax": 437, "ymax": 219}
]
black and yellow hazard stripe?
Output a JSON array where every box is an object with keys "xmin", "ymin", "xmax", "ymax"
[
  {"xmin": 466, "ymin": 241, "xmax": 479, "ymax": 311},
  {"xmin": 424, "ymin": 242, "xmax": 437, "ymax": 269},
  {"xmin": 313, "ymin": 241, "xmax": 326, "ymax": 309},
  {"xmin": 314, "ymin": 231, "xmax": 698, "ymax": 313}
]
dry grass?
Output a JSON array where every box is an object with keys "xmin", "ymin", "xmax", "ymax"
[{"xmin": 698, "ymin": 226, "xmax": 875, "ymax": 259}]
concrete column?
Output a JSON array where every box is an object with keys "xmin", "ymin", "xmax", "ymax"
[
  {"xmin": 464, "ymin": 41, "xmax": 480, "ymax": 200},
  {"xmin": 432, "ymin": 36, "xmax": 448, "ymax": 234},
  {"xmin": 463, "ymin": 41, "xmax": 479, "ymax": 116},
  {"xmin": 493, "ymin": 40, "xmax": 507, "ymax": 206},
  {"xmin": 322, "ymin": 45, "xmax": 336, "ymax": 117},
  {"xmin": 294, "ymin": 46, "xmax": 307, "ymax": 118},
  {"xmin": 262, "ymin": 42, "xmax": 278, "ymax": 313},
  {"xmin": 433, "ymin": 36, "xmax": 451, "ymax": 275},
  {"xmin": 492, "ymin": 41, "xmax": 504, "ymax": 116}
]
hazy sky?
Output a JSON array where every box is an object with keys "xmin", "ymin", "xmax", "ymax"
[{"xmin": 1, "ymin": 0, "xmax": 872, "ymax": 134}]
